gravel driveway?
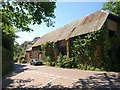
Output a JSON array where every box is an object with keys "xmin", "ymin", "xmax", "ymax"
[{"xmin": 2, "ymin": 63, "xmax": 120, "ymax": 89}]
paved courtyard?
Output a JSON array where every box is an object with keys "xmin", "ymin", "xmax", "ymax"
[{"xmin": 2, "ymin": 63, "xmax": 120, "ymax": 89}]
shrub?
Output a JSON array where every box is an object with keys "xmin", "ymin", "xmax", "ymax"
[
  {"xmin": 56, "ymin": 53, "xmax": 67, "ymax": 68},
  {"xmin": 86, "ymin": 65, "xmax": 91, "ymax": 70},
  {"xmin": 41, "ymin": 42, "xmax": 55, "ymax": 60},
  {"xmin": 90, "ymin": 66, "xmax": 95, "ymax": 71},
  {"xmin": 2, "ymin": 47, "xmax": 14, "ymax": 76},
  {"xmin": 46, "ymin": 56, "xmax": 55, "ymax": 66},
  {"xmin": 69, "ymin": 57, "xmax": 78, "ymax": 68},
  {"xmin": 95, "ymin": 68, "xmax": 101, "ymax": 71},
  {"xmin": 41, "ymin": 42, "xmax": 56, "ymax": 66}
]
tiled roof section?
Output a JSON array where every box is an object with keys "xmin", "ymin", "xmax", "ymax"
[{"xmin": 33, "ymin": 10, "xmax": 109, "ymax": 47}]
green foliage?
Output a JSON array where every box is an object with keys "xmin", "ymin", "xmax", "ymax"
[
  {"xmin": 55, "ymin": 54, "xmax": 103, "ymax": 71},
  {"xmin": 107, "ymin": 36, "xmax": 120, "ymax": 71},
  {"xmin": 1, "ymin": 1, "xmax": 56, "ymax": 76},
  {"xmin": 77, "ymin": 64, "xmax": 103, "ymax": 71},
  {"xmin": 103, "ymin": 0, "xmax": 120, "ymax": 16},
  {"xmin": 69, "ymin": 23, "xmax": 113, "ymax": 71},
  {"xmin": 56, "ymin": 53, "xmax": 68, "ymax": 68},
  {"xmin": 13, "ymin": 43, "xmax": 22, "ymax": 60},
  {"xmin": 41, "ymin": 42, "xmax": 56, "ymax": 66},
  {"xmin": 70, "ymin": 30, "xmax": 102, "ymax": 68},
  {"xmin": 46, "ymin": 56, "xmax": 55, "ymax": 66},
  {"xmin": 99, "ymin": 24, "xmax": 111, "ymax": 71},
  {"xmin": 1, "ymin": 7, "xmax": 15, "ymax": 75},
  {"xmin": 68, "ymin": 57, "xmax": 77, "ymax": 68},
  {"xmin": 2, "ymin": 47, "xmax": 14, "ymax": 76},
  {"xmin": 14, "ymin": 40, "xmax": 33, "ymax": 61},
  {"xmin": 40, "ymin": 23, "xmax": 119, "ymax": 72},
  {"xmin": 69, "ymin": 23, "xmax": 119, "ymax": 71},
  {"xmin": 2, "ymin": 31, "xmax": 15, "ymax": 76},
  {"xmin": 41, "ymin": 42, "xmax": 55, "ymax": 60},
  {"xmin": 1, "ymin": 2, "xmax": 56, "ymax": 33}
]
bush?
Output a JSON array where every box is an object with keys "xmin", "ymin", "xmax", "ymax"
[
  {"xmin": 90, "ymin": 66, "xmax": 95, "ymax": 71},
  {"xmin": 41, "ymin": 42, "xmax": 56, "ymax": 66},
  {"xmin": 86, "ymin": 65, "xmax": 91, "ymax": 70},
  {"xmin": 2, "ymin": 48, "xmax": 14, "ymax": 76},
  {"xmin": 68, "ymin": 57, "xmax": 78, "ymax": 68},
  {"xmin": 76, "ymin": 63, "xmax": 102, "ymax": 71},
  {"xmin": 56, "ymin": 54, "xmax": 67, "ymax": 68},
  {"xmin": 46, "ymin": 56, "xmax": 55, "ymax": 66},
  {"xmin": 41, "ymin": 42, "xmax": 55, "ymax": 61},
  {"xmin": 95, "ymin": 68, "xmax": 101, "ymax": 71}
]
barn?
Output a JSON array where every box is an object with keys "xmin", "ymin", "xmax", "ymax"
[{"xmin": 26, "ymin": 10, "xmax": 120, "ymax": 64}]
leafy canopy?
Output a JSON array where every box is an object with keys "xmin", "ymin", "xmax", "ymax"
[
  {"xmin": 1, "ymin": 1, "xmax": 56, "ymax": 33},
  {"xmin": 102, "ymin": 0, "xmax": 120, "ymax": 16}
]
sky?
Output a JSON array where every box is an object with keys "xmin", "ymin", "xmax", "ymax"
[{"xmin": 16, "ymin": 2, "xmax": 105, "ymax": 45}]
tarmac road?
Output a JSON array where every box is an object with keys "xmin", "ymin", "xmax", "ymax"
[{"xmin": 2, "ymin": 63, "xmax": 120, "ymax": 89}]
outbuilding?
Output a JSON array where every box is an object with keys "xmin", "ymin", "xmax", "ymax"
[{"xmin": 26, "ymin": 10, "xmax": 120, "ymax": 64}]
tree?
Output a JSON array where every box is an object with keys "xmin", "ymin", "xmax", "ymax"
[
  {"xmin": 1, "ymin": 1, "xmax": 56, "ymax": 75},
  {"xmin": 1, "ymin": 1, "xmax": 56, "ymax": 33},
  {"xmin": 102, "ymin": 0, "xmax": 120, "ymax": 16}
]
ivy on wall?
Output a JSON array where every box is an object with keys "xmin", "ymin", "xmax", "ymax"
[
  {"xmin": 41, "ymin": 42, "xmax": 56, "ymax": 66},
  {"xmin": 40, "ymin": 22, "xmax": 120, "ymax": 71},
  {"xmin": 69, "ymin": 23, "xmax": 110, "ymax": 70},
  {"xmin": 69, "ymin": 22, "xmax": 119, "ymax": 71}
]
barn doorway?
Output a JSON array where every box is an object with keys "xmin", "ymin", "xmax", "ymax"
[{"xmin": 58, "ymin": 40, "xmax": 67, "ymax": 55}]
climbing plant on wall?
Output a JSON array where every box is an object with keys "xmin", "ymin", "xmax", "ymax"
[
  {"xmin": 69, "ymin": 22, "xmax": 112, "ymax": 71},
  {"xmin": 40, "ymin": 22, "xmax": 119, "ymax": 71},
  {"xmin": 41, "ymin": 42, "xmax": 56, "ymax": 66}
]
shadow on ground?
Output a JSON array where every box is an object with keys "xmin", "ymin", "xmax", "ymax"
[
  {"xmin": 2, "ymin": 63, "xmax": 29, "ymax": 88},
  {"xmin": 27, "ymin": 72, "xmax": 120, "ymax": 90},
  {"xmin": 2, "ymin": 70, "xmax": 120, "ymax": 90},
  {"xmin": 72, "ymin": 73, "xmax": 120, "ymax": 90}
]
